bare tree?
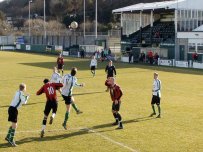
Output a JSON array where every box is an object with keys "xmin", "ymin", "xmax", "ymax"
[
  {"xmin": 0, "ymin": 20, "xmax": 13, "ymax": 35},
  {"xmin": 24, "ymin": 18, "xmax": 66, "ymax": 36}
]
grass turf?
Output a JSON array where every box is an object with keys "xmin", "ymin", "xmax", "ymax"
[{"xmin": 0, "ymin": 51, "xmax": 202, "ymax": 152}]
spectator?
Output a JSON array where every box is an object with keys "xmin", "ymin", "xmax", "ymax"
[
  {"xmin": 104, "ymin": 48, "xmax": 108, "ymax": 59},
  {"xmin": 139, "ymin": 52, "xmax": 146, "ymax": 63},
  {"xmin": 101, "ymin": 49, "xmax": 104, "ymax": 62},
  {"xmin": 154, "ymin": 52, "xmax": 159, "ymax": 65},
  {"xmin": 108, "ymin": 48, "xmax": 112, "ymax": 56},
  {"xmin": 80, "ymin": 48, "xmax": 85, "ymax": 58},
  {"xmin": 148, "ymin": 50, "xmax": 154, "ymax": 65},
  {"xmin": 128, "ymin": 50, "xmax": 133, "ymax": 63},
  {"xmin": 192, "ymin": 52, "xmax": 198, "ymax": 62}
]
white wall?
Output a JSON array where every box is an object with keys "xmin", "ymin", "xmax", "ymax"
[{"xmin": 177, "ymin": 32, "xmax": 203, "ymax": 39}]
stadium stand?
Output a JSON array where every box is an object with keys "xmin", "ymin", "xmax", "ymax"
[{"xmin": 113, "ymin": 0, "xmax": 203, "ymax": 62}]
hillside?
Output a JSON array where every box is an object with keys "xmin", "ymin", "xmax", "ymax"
[{"xmin": 0, "ymin": 0, "xmax": 169, "ymax": 32}]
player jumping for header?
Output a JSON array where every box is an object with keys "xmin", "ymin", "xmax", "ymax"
[
  {"xmin": 36, "ymin": 79, "xmax": 63, "ymax": 138},
  {"xmin": 61, "ymin": 67, "xmax": 84, "ymax": 130}
]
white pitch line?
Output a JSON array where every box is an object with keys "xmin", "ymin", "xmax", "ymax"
[
  {"xmin": 87, "ymin": 128, "xmax": 138, "ymax": 152},
  {"xmin": 0, "ymin": 127, "xmax": 138, "ymax": 152}
]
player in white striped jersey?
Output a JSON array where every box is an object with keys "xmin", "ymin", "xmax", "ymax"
[
  {"xmin": 50, "ymin": 66, "xmax": 62, "ymax": 94},
  {"xmin": 90, "ymin": 56, "xmax": 97, "ymax": 77},
  {"xmin": 150, "ymin": 72, "xmax": 162, "ymax": 118},
  {"xmin": 5, "ymin": 83, "xmax": 29, "ymax": 147},
  {"xmin": 50, "ymin": 67, "xmax": 62, "ymax": 83},
  {"xmin": 61, "ymin": 67, "xmax": 84, "ymax": 129}
]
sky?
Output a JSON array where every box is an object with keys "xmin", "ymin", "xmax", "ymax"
[{"xmin": 0, "ymin": 0, "xmax": 4, "ymax": 2}]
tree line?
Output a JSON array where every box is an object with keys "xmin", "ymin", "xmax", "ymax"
[{"xmin": 0, "ymin": 0, "xmax": 165, "ymax": 35}]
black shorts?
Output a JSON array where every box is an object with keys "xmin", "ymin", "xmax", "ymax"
[
  {"xmin": 8, "ymin": 106, "xmax": 18, "ymax": 123},
  {"xmin": 151, "ymin": 95, "xmax": 160, "ymax": 105},
  {"xmin": 112, "ymin": 102, "xmax": 121, "ymax": 111},
  {"xmin": 58, "ymin": 64, "xmax": 63, "ymax": 70},
  {"xmin": 107, "ymin": 75, "xmax": 114, "ymax": 79},
  {"xmin": 44, "ymin": 101, "xmax": 58, "ymax": 116},
  {"xmin": 62, "ymin": 95, "xmax": 72, "ymax": 105},
  {"xmin": 91, "ymin": 66, "xmax": 96, "ymax": 70}
]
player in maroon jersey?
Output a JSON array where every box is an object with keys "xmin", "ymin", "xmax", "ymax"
[
  {"xmin": 57, "ymin": 53, "xmax": 64, "ymax": 75},
  {"xmin": 105, "ymin": 77, "xmax": 123, "ymax": 129},
  {"xmin": 36, "ymin": 78, "xmax": 63, "ymax": 138}
]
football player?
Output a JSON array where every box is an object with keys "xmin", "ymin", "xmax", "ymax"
[
  {"xmin": 5, "ymin": 83, "xmax": 29, "ymax": 146},
  {"xmin": 105, "ymin": 77, "xmax": 123, "ymax": 129},
  {"xmin": 36, "ymin": 79, "xmax": 63, "ymax": 138},
  {"xmin": 61, "ymin": 67, "xmax": 84, "ymax": 130},
  {"xmin": 57, "ymin": 53, "xmax": 64, "ymax": 76},
  {"xmin": 150, "ymin": 72, "xmax": 162, "ymax": 118}
]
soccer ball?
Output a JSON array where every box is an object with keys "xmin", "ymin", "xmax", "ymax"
[{"xmin": 70, "ymin": 21, "xmax": 78, "ymax": 29}]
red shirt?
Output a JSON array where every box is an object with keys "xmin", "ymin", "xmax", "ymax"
[
  {"xmin": 36, "ymin": 82, "xmax": 63, "ymax": 101},
  {"xmin": 109, "ymin": 84, "xmax": 123, "ymax": 102},
  {"xmin": 57, "ymin": 57, "xmax": 64, "ymax": 65},
  {"xmin": 148, "ymin": 51, "xmax": 153, "ymax": 58}
]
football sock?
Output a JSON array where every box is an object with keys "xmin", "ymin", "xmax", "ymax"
[
  {"xmin": 6, "ymin": 126, "xmax": 12, "ymax": 139},
  {"xmin": 9, "ymin": 128, "xmax": 15, "ymax": 142},
  {"xmin": 72, "ymin": 103, "xmax": 79, "ymax": 112},
  {"xmin": 113, "ymin": 113, "xmax": 118, "ymax": 123},
  {"xmin": 116, "ymin": 113, "xmax": 123, "ymax": 127},
  {"xmin": 42, "ymin": 125, "xmax": 46, "ymax": 131},
  {"xmin": 42, "ymin": 117, "xmax": 47, "ymax": 125},
  {"xmin": 119, "ymin": 121, "xmax": 123, "ymax": 127},
  {"xmin": 64, "ymin": 112, "xmax": 70, "ymax": 124},
  {"xmin": 52, "ymin": 113, "xmax": 56, "ymax": 118},
  {"xmin": 152, "ymin": 104, "xmax": 156, "ymax": 114},
  {"xmin": 42, "ymin": 117, "xmax": 47, "ymax": 130},
  {"xmin": 117, "ymin": 113, "xmax": 122, "ymax": 121},
  {"xmin": 157, "ymin": 105, "xmax": 161, "ymax": 115}
]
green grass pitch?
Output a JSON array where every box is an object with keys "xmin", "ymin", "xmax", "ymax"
[{"xmin": 0, "ymin": 51, "xmax": 202, "ymax": 152}]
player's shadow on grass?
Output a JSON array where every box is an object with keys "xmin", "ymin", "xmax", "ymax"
[
  {"xmin": 0, "ymin": 117, "xmax": 156, "ymax": 147},
  {"xmin": 123, "ymin": 116, "xmax": 156, "ymax": 124},
  {"xmin": 73, "ymin": 91, "xmax": 104, "ymax": 96},
  {"xmin": 91, "ymin": 116, "xmax": 156, "ymax": 130},
  {"xmin": 20, "ymin": 59, "xmax": 203, "ymax": 75},
  {"xmin": 0, "ymin": 105, "xmax": 9, "ymax": 108},
  {"xmin": 2, "ymin": 129, "xmax": 92, "ymax": 146},
  {"xmin": 19, "ymin": 60, "xmax": 134, "ymax": 71},
  {"xmin": 0, "ymin": 143, "xmax": 10, "ymax": 148}
]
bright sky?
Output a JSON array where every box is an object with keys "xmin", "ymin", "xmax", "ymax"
[{"xmin": 0, "ymin": 0, "xmax": 4, "ymax": 2}]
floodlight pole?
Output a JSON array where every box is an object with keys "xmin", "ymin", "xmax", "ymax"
[
  {"xmin": 44, "ymin": 0, "xmax": 46, "ymax": 39},
  {"xmin": 84, "ymin": 0, "xmax": 85, "ymax": 37},
  {"xmin": 29, "ymin": 0, "xmax": 32, "ymax": 37},
  {"xmin": 95, "ymin": 0, "xmax": 97, "ymax": 39}
]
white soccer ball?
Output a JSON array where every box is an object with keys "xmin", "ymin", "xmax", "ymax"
[{"xmin": 70, "ymin": 21, "xmax": 78, "ymax": 29}]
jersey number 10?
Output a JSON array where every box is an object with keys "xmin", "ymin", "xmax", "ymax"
[{"xmin": 47, "ymin": 87, "xmax": 54, "ymax": 95}]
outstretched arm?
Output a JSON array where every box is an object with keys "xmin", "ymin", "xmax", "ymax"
[{"xmin": 36, "ymin": 86, "xmax": 44, "ymax": 95}]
